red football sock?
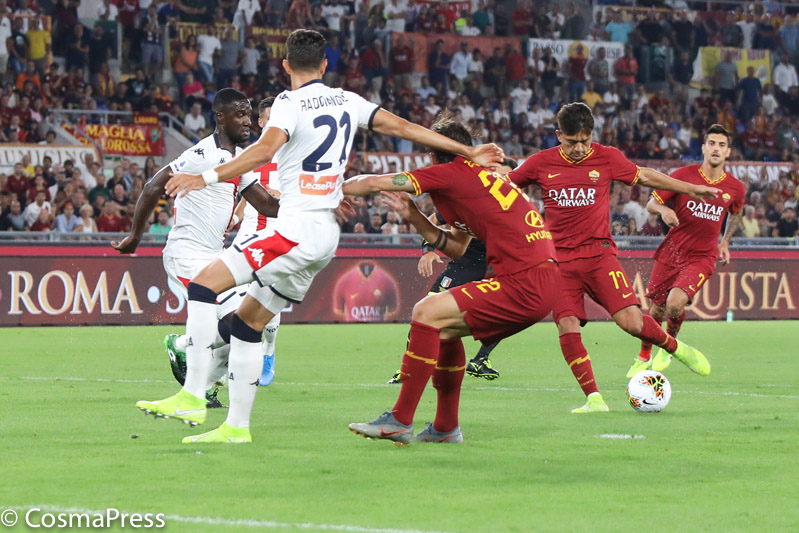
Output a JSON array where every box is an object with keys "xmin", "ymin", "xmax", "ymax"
[
  {"xmin": 432, "ymin": 338, "xmax": 466, "ymax": 433},
  {"xmin": 392, "ymin": 321, "xmax": 440, "ymax": 425},
  {"xmin": 559, "ymin": 333, "xmax": 599, "ymax": 396},
  {"xmin": 636, "ymin": 314, "xmax": 678, "ymax": 353},
  {"xmin": 638, "ymin": 311, "xmax": 663, "ymax": 362},
  {"xmin": 667, "ymin": 310, "xmax": 686, "ymax": 338}
]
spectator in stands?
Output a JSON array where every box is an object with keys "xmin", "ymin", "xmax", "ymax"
[
  {"xmin": 640, "ymin": 212, "xmax": 664, "ymax": 236},
  {"xmin": 217, "ymin": 27, "xmax": 243, "ymax": 88},
  {"xmin": 719, "ymin": 13, "xmax": 742, "ymax": 48},
  {"xmin": 773, "ymin": 54, "xmax": 798, "ymax": 96},
  {"xmin": 774, "ymin": 207, "xmax": 799, "ymax": 237},
  {"xmin": 88, "ymin": 23, "xmax": 111, "ymax": 75},
  {"xmin": 587, "ymin": 47, "xmax": 609, "ymax": 96},
  {"xmin": 7, "ymin": 17, "xmax": 26, "ymax": 75},
  {"xmin": 733, "ymin": 12, "xmax": 753, "ymax": 49},
  {"xmin": 615, "ymin": 46, "xmax": 638, "ymax": 102},
  {"xmin": 567, "ymin": 44, "xmax": 587, "ymax": 104},
  {"xmin": 606, "ymin": 10, "xmax": 632, "ymax": 45},
  {"xmin": 754, "ymin": 13, "xmax": 778, "ymax": 51},
  {"xmin": 5, "ymin": 163, "xmax": 28, "ymax": 202},
  {"xmin": 2, "ymin": 198, "xmax": 24, "ymax": 230},
  {"xmin": 343, "ymin": 55, "xmax": 366, "ymax": 95},
  {"xmin": 29, "ymin": 208, "xmax": 52, "ymax": 231},
  {"xmin": 715, "ymin": 51, "xmax": 738, "ymax": 106},
  {"xmin": 149, "ymin": 209, "xmax": 171, "ymax": 234},
  {"xmin": 196, "ymin": 25, "xmax": 221, "ymax": 84},
  {"xmin": 428, "ymin": 39, "xmax": 450, "ymax": 91},
  {"xmin": 25, "ymin": 16, "xmax": 49, "ymax": 76},
  {"xmin": 234, "ymin": 0, "xmax": 264, "ymax": 26},
  {"xmin": 740, "ymin": 205, "xmax": 761, "ymax": 238},
  {"xmin": 96, "ymin": 201, "xmax": 124, "ymax": 232},
  {"xmin": 140, "ymin": 5, "xmax": 164, "ymax": 81},
  {"xmin": 76, "ymin": 203, "xmax": 97, "ymax": 233},
  {"xmin": 53, "ymin": 201, "xmax": 81, "ymax": 232},
  {"xmin": 360, "ymin": 39, "xmax": 387, "ymax": 87},
  {"xmin": 450, "ymin": 41, "xmax": 471, "ymax": 84},
  {"xmin": 22, "ymin": 189, "xmax": 51, "ymax": 228}
]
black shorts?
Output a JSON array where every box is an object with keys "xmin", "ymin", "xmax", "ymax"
[{"xmin": 429, "ymin": 256, "xmax": 487, "ymax": 294}]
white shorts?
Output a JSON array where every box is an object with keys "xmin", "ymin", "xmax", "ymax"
[
  {"xmin": 163, "ymin": 253, "xmax": 244, "ymax": 317},
  {"xmin": 220, "ymin": 210, "xmax": 340, "ymax": 311}
]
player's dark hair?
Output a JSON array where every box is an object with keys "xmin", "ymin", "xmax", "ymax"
[
  {"xmin": 213, "ymin": 88, "xmax": 249, "ymax": 113},
  {"xmin": 286, "ymin": 29, "xmax": 326, "ymax": 72},
  {"xmin": 556, "ymin": 102, "xmax": 595, "ymax": 136},
  {"xmin": 258, "ymin": 96, "xmax": 275, "ymax": 116},
  {"xmin": 502, "ymin": 157, "xmax": 518, "ymax": 170},
  {"xmin": 704, "ymin": 124, "xmax": 732, "ymax": 145},
  {"xmin": 430, "ymin": 109, "xmax": 474, "ymax": 164}
]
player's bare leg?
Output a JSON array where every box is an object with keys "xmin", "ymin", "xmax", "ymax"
[
  {"xmin": 557, "ymin": 316, "xmax": 608, "ymax": 413},
  {"xmin": 350, "ymin": 291, "xmax": 468, "ymax": 444},
  {"xmin": 650, "ymin": 288, "xmax": 690, "ymax": 372},
  {"xmin": 613, "ymin": 304, "xmax": 709, "ymax": 376}
]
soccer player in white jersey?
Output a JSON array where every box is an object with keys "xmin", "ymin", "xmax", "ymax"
[
  {"xmin": 232, "ymin": 96, "xmax": 281, "ymax": 387},
  {"xmin": 137, "ymin": 29, "xmax": 503, "ymax": 444},
  {"xmin": 163, "ymin": 97, "xmax": 282, "ymax": 390},
  {"xmin": 112, "ymin": 89, "xmax": 280, "ymax": 405}
]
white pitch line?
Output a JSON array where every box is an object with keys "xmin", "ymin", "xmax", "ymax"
[
  {"xmin": 7, "ymin": 376, "xmax": 799, "ymax": 399},
  {"xmin": 596, "ymin": 434, "xmax": 646, "ymax": 440},
  {"xmin": 3, "ymin": 504, "xmax": 448, "ymax": 533}
]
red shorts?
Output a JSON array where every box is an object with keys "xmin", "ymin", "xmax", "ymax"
[
  {"xmin": 646, "ymin": 258, "xmax": 715, "ymax": 306},
  {"xmin": 450, "ymin": 261, "xmax": 559, "ymax": 345},
  {"xmin": 554, "ymin": 252, "xmax": 639, "ymax": 324}
]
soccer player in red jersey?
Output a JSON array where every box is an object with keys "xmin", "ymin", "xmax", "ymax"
[
  {"xmin": 343, "ymin": 113, "xmax": 559, "ymax": 444},
  {"xmin": 509, "ymin": 103, "xmax": 720, "ymax": 413},
  {"xmin": 628, "ymin": 124, "xmax": 745, "ymax": 377}
]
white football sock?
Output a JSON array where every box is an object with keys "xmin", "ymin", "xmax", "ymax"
[
  {"xmin": 225, "ymin": 335, "xmax": 263, "ymax": 429},
  {"xmin": 205, "ymin": 344, "xmax": 230, "ymax": 389},
  {"xmin": 175, "ymin": 335, "xmax": 189, "ymax": 352},
  {"xmin": 262, "ymin": 313, "xmax": 281, "ymax": 355},
  {"xmin": 183, "ymin": 300, "xmax": 218, "ymax": 399}
]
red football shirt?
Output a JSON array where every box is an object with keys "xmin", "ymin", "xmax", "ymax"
[
  {"xmin": 652, "ymin": 164, "xmax": 745, "ymax": 266},
  {"xmin": 510, "ymin": 143, "xmax": 640, "ymax": 262},
  {"xmin": 405, "ymin": 157, "xmax": 555, "ymax": 276},
  {"xmin": 333, "ymin": 262, "xmax": 399, "ymax": 322}
]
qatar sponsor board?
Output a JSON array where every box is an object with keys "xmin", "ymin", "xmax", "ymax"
[{"xmin": 1, "ymin": 252, "xmax": 797, "ymax": 326}]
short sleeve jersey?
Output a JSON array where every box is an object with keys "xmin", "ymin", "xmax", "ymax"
[
  {"xmin": 238, "ymin": 162, "xmax": 279, "ymax": 236},
  {"xmin": 333, "ymin": 263, "xmax": 399, "ymax": 322},
  {"xmin": 405, "ymin": 157, "xmax": 555, "ymax": 276},
  {"xmin": 265, "ymin": 80, "xmax": 379, "ymax": 212},
  {"xmin": 510, "ymin": 143, "xmax": 640, "ymax": 262},
  {"xmin": 652, "ymin": 164, "xmax": 745, "ymax": 265},
  {"xmin": 165, "ymin": 133, "xmax": 257, "ymax": 260}
]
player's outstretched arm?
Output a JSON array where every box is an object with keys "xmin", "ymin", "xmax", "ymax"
[
  {"xmin": 370, "ymin": 109, "xmax": 504, "ymax": 168},
  {"xmin": 638, "ymin": 167, "xmax": 721, "ymax": 200},
  {"xmin": 718, "ymin": 210, "xmax": 742, "ymax": 265},
  {"xmin": 241, "ymin": 184, "xmax": 280, "ymax": 219},
  {"xmin": 166, "ymin": 128, "xmax": 289, "ymax": 197},
  {"xmin": 382, "ymin": 191, "xmax": 471, "ymax": 260},
  {"xmin": 342, "ymin": 172, "xmax": 417, "ymax": 196},
  {"xmin": 111, "ymin": 166, "xmax": 171, "ymax": 253},
  {"xmin": 646, "ymin": 197, "xmax": 679, "ymax": 228}
]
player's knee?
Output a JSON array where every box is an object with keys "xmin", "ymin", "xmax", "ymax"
[
  {"xmin": 616, "ymin": 312, "xmax": 643, "ymax": 335},
  {"xmin": 187, "ymin": 282, "xmax": 217, "ymax": 303},
  {"xmin": 411, "ymin": 301, "xmax": 434, "ymax": 325},
  {"xmin": 665, "ymin": 304, "xmax": 683, "ymax": 320}
]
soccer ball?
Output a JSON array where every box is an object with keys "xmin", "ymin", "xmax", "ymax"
[{"xmin": 627, "ymin": 370, "xmax": 672, "ymax": 413}]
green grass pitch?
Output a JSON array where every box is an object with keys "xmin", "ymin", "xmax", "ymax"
[{"xmin": 1, "ymin": 321, "xmax": 797, "ymax": 532}]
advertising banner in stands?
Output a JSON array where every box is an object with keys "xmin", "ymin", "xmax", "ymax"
[
  {"xmin": 246, "ymin": 27, "xmax": 293, "ymax": 60},
  {"xmin": 1, "ymin": 249, "xmax": 797, "ymax": 326},
  {"xmin": 690, "ymin": 47, "xmax": 772, "ymax": 90},
  {"xmin": 0, "ymin": 144, "xmax": 100, "ymax": 171},
  {"xmin": 360, "ymin": 154, "xmax": 793, "ymax": 184},
  {"xmin": 63, "ymin": 124, "xmax": 165, "ymax": 157},
  {"xmin": 175, "ymin": 23, "xmax": 238, "ymax": 42},
  {"xmin": 527, "ymin": 38, "xmax": 625, "ymax": 82},
  {"xmin": 392, "ymin": 32, "xmax": 520, "ymax": 74}
]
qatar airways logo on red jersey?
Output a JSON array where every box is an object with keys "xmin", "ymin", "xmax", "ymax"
[
  {"xmin": 687, "ymin": 200, "xmax": 724, "ymax": 221},
  {"xmin": 548, "ymin": 187, "xmax": 596, "ymax": 207}
]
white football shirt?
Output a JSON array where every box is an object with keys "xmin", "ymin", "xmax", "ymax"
[
  {"xmin": 265, "ymin": 81, "xmax": 379, "ymax": 213},
  {"xmin": 238, "ymin": 162, "xmax": 280, "ymax": 236},
  {"xmin": 165, "ymin": 133, "xmax": 257, "ymax": 260}
]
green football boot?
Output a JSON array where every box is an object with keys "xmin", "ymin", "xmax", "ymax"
[
  {"xmin": 136, "ymin": 389, "xmax": 206, "ymax": 426},
  {"xmin": 571, "ymin": 392, "xmax": 610, "ymax": 414},
  {"xmin": 182, "ymin": 422, "xmax": 252, "ymax": 444}
]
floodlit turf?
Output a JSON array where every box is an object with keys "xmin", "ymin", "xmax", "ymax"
[{"xmin": 1, "ymin": 321, "xmax": 797, "ymax": 532}]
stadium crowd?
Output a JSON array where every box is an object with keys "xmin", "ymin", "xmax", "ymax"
[{"xmin": 1, "ymin": 0, "xmax": 798, "ymax": 238}]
